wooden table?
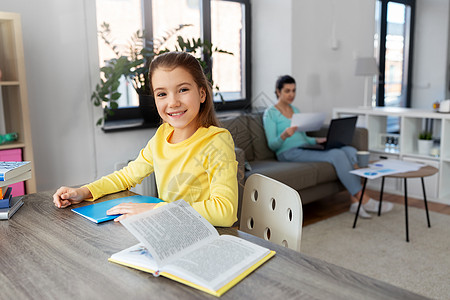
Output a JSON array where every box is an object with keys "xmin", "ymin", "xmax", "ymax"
[
  {"xmin": 0, "ymin": 190, "xmax": 428, "ymax": 299},
  {"xmin": 353, "ymin": 165, "xmax": 438, "ymax": 242}
]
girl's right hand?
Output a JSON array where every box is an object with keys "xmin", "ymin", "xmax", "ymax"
[
  {"xmin": 281, "ymin": 126, "xmax": 298, "ymax": 140},
  {"xmin": 53, "ymin": 186, "xmax": 92, "ymax": 208}
]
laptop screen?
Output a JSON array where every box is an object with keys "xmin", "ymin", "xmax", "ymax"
[{"xmin": 325, "ymin": 116, "xmax": 358, "ymax": 149}]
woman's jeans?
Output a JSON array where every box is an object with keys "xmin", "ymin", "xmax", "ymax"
[{"xmin": 277, "ymin": 146, "xmax": 362, "ymax": 196}]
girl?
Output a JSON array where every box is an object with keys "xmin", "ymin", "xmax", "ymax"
[
  {"xmin": 263, "ymin": 75, "xmax": 392, "ymax": 218},
  {"xmin": 53, "ymin": 52, "xmax": 238, "ymax": 227}
]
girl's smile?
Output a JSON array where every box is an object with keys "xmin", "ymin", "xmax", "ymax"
[
  {"xmin": 168, "ymin": 111, "xmax": 186, "ymax": 116},
  {"xmin": 152, "ymin": 66, "xmax": 206, "ymax": 143}
]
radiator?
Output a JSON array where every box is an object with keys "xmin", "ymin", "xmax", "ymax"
[{"xmin": 115, "ymin": 161, "xmax": 158, "ymax": 197}]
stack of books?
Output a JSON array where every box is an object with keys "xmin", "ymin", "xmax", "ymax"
[{"xmin": 0, "ymin": 161, "xmax": 31, "ymax": 220}]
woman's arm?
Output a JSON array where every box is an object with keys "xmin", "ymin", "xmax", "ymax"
[
  {"xmin": 263, "ymin": 109, "xmax": 300, "ymax": 151},
  {"xmin": 263, "ymin": 109, "xmax": 285, "ymax": 151}
]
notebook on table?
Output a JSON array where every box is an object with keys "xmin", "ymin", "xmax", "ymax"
[
  {"xmin": 71, "ymin": 195, "xmax": 163, "ymax": 223},
  {"xmin": 301, "ymin": 116, "xmax": 357, "ymax": 151}
]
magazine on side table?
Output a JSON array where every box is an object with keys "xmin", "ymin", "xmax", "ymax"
[{"xmin": 350, "ymin": 159, "xmax": 424, "ymax": 179}]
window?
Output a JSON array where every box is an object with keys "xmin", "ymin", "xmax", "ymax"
[
  {"xmin": 95, "ymin": 0, "xmax": 251, "ymax": 130},
  {"xmin": 96, "ymin": 0, "xmax": 142, "ymax": 109},
  {"xmin": 210, "ymin": 0, "xmax": 248, "ymax": 104},
  {"xmin": 374, "ymin": 0, "xmax": 415, "ymax": 132},
  {"xmin": 375, "ymin": 0, "xmax": 415, "ymax": 109}
]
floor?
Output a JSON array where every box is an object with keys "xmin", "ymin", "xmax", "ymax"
[{"xmin": 303, "ymin": 189, "xmax": 450, "ymax": 227}]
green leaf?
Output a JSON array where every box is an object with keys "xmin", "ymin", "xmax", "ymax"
[
  {"xmin": 110, "ymin": 101, "xmax": 119, "ymax": 109},
  {"xmin": 110, "ymin": 92, "xmax": 121, "ymax": 100}
]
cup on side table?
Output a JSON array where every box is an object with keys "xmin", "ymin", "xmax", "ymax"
[{"xmin": 356, "ymin": 151, "xmax": 370, "ymax": 168}]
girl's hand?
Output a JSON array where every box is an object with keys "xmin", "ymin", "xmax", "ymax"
[
  {"xmin": 281, "ymin": 126, "xmax": 298, "ymax": 140},
  {"xmin": 316, "ymin": 137, "xmax": 327, "ymax": 144},
  {"xmin": 106, "ymin": 203, "xmax": 159, "ymax": 222},
  {"xmin": 53, "ymin": 186, "xmax": 91, "ymax": 208}
]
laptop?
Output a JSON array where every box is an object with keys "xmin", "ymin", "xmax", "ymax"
[{"xmin": 301, "ymin": 116, "xmax": 358, "ymax": 150}]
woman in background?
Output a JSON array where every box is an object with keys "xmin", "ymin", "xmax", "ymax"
[{"xmin": 263, "ymin": 75, "xmax": 392, "ymax": 218}]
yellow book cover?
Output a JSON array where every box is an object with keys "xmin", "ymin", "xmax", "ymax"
[{"xmin": 109, "ymin": 200, "xmax": 275, "ymax": 297}]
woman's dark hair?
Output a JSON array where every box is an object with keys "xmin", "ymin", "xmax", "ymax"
[
  {"xmin": 275, "ymin": 75, "xmax": 296, "ymax": 98},
  {"xmin": 149, "ymin": 51, "xmax": 219, "ymax": 127}
]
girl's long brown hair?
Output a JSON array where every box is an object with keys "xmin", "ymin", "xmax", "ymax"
[{"xmin": 149, "ymin": 52, "xmax": 219, "ymax": 128}]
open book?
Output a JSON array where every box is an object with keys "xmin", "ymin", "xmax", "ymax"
[{"xmin": 109, "ymin": 200, "xmax": 275, "ymax": 297}]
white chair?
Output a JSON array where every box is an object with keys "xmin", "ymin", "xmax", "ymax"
[{"xmin": 239, "ymin": 174, "xmax": 303, "ymax": 251}]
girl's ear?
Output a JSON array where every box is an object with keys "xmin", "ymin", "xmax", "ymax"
[{"xmin": 200, "ymin": 87, "xmax": 206, "ymax": 103}]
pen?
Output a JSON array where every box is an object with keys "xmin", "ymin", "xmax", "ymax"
[
  {"xmin": 0, "ymin": 187, "xmax": 12, "ymax": 209},
  {"xmin": 3, "ymin": 186, "xmax": 12, "ymax": 200}
]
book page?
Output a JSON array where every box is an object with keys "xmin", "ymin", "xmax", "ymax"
[
  {"xmin": 120, "ymin": 200, "xmax": 218, "ymax": 267},
  {"xmin": 109, "ymin": 243, "xmax": 158, "ymax": 272},
  {"xmin": 162, "ymin": 235, "xmax": 271, "ymax": 291}
]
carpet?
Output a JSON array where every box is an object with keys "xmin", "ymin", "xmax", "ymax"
[{"xmin": 301, "ymin": 204, "xmax": 450, "ymax": 299}]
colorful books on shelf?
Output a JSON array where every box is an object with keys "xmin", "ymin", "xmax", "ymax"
[
  {"xmin": 109, "ymin": 199, "xmax": 275, "ymax": 297},
  {"xmin": 0, "ymin": 196, "xmax": 24, "ymax": 220},
  {"xmin": 0, "ymin": 161, "xmax": 31, "ymax": 181},
  {"xmin": 71, "ymin": 195, "xmax": 163, "ymax": 223}
]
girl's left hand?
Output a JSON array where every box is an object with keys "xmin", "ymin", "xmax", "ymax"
[{"xmin": 106, "ymin": 202, "xmax": 158, "ymax": 222}]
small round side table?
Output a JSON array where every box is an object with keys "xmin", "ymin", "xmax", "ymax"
[{"xmin": 353, "ymin": 165, "xmax": 438, "ymax": 242}]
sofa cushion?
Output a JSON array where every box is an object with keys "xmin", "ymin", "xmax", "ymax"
[
  {"xmin": 220, "ymin": 115, "xmax": 255, "ymax": 161},
  {"xmin": 247, "ymin": 113, "xmax": 276, "ymax": 160},
  {"xmin": 245, "ymin": 160, "xmax": 338, "ymax": 191}
]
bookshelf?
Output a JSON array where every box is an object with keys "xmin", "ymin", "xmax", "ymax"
[
  {"xmin": 0, "ymin": 11, "xmax": 36, "ymax": 193},
  {"xmin": 333, "ymin": 107, "xmax": 450, "ymax": 205}
]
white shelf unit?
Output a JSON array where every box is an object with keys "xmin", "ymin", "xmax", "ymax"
[{"xmin": 333, "ymin": 107, "xmax": 450, "ymax": 205}]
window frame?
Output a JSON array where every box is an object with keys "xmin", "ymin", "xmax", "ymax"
[
  {"xmin": 102, "ymin": 0, "xmax": 252, "ymax": 132},
  {"xmin": 375, "ymin": 0, "xmax": 416, "ymax": 108}
]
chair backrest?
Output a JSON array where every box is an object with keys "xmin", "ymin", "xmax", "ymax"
[{"xmin": 239, "ymin": 174, "xmax": 303, "ymax": 251}]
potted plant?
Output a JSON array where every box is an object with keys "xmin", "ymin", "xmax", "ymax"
[
  {"xmin": 418, "ymin": 131, "xmax": 433, "ymax": 155},
  {"xmin": 91, "ymin": 22, "xmax": 232, "ymax": 126}
]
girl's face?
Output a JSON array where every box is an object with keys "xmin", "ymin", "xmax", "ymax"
[
  {"xmin": 277, "ymin": 83, "xmax": 296, "ymax": 104},
  {"xmin": 152, "ymin": 66, "xmax": 206, "ymax": 142}
]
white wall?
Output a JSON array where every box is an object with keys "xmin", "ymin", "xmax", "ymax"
[
  {"xmin": 412, "ymin": 0, "xmax": 450, "ymax": 108},
  {"xmin": 251, "ymin": 0, "xmax": 293, "ymax": 109},
  {"xmin": 291, "ymin": 0, "xmax": 376, "ymax": 118},
  {"xmin": 1, "ymin": 0, "xmax": 449, "ymax": 192},
  {"xmin": 0, "ymin": 0, "xmax": 156, "ymax": 192},
  {"xmin": 0, "ymin": 0, "xmax": 97, "ymax": 191},
  {"xmin": 252, "ymin": 0, "xmax": 376, "ymax": 120}
]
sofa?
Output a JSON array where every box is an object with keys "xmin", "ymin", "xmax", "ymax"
[{"xmin": 219, "ymin": 112, "xmax": 368, "ymax": 220}]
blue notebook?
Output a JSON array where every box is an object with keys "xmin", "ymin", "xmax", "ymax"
[{"xmin": 71, "ymin": 195, "xmax": 163, "ymax": 223}]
